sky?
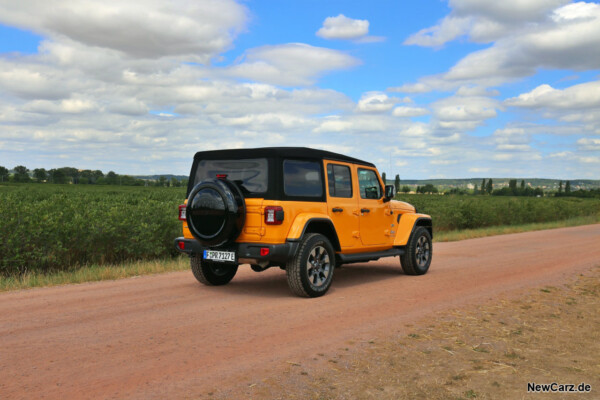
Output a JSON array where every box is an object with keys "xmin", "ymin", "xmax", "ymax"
[{"xmin": 0, "ymin": 0, "xmax": 599, "ymax": 179}]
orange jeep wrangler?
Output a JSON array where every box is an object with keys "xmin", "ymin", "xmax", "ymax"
[{"xmin": 174, "ymin": 147, "xmax": 432, "ymax": 297}]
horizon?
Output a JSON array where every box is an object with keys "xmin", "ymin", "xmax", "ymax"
[
  {"xmin": 3, "ymin": 164, "xmax": 599, "ymax": 184},
  {"xmin": 1, "ymin": 1, "xmax": 599, "ymax": 179}
]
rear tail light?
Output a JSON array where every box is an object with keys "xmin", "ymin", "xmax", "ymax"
[
  {"xmin": 260, "ymin": 247, "xmax": 270, "ymax": 256},
  {"xmin": 178, "ymin": 204, "xmax": 186, "ymax": 221},
  {"xmin": 178, "ymin": 241, "xmax": 185, "ymax": 250},
  {"xmin": 264, "ymin": 206, "xmax": 284, "ymax": 225}
]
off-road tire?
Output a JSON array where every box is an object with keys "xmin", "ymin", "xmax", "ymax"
[
  {"xmin": 286, "ymin": 233, "xmax": 335, "ymax": 298},
  {"xmin": 191, "ymin": 255, "xmax": 238, "ymax": 286},
  {"xmin": 400, "ymin": 226, "xmax": 432, "ymax": 275}
]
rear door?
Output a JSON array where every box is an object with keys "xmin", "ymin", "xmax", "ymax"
[
  {"xmin": 324, "ymin": 161, "xmax": 360, "ymax": 249},
  {"xmin": 356, "ymin": 167, "xmax": 389, "ymax": 246}
]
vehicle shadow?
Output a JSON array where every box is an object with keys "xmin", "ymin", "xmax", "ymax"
[{"xmin": 213, "ymin": 261, "xmax": 405, "ymax": 298}]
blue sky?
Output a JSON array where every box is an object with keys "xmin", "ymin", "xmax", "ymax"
[{"xmin": 0, "ymin": 0, "xmax": 599, "ymax": 179}]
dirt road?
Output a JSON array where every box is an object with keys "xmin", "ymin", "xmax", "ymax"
[{"xmin": 1, "ymin": 224, "xmax": 599, "ymax": 399}]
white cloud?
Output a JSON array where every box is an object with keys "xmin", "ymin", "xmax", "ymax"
[
  {"xmin": 392, "ymin": 106, "xmax": 429, "ymax": 118},
  {"xmin": 505, "ymin": 81, "xmax": 600, "ymax": 109},
  {"xmin": 23, "ymin": 98, "xmax": 97, "ymax": 114},
  {"xmin": 227, "ymin": 43, "xmax": 360, "ymax": 86},
  {"xmin": 404, "ymin": 16, "xmax": 471, "ymax": 47},
  {"xmin": 357, "ymin": 92, "xmax": 396, "ymax": 113},
  {"xmin": 317, "ymin": 14, "xmax": 369, "ymax": 39},
  {"xmin": 431, "ymin": 95, "xmax": 499, "ymax": 133},
  {"xmin": 401, "ymin": 1, "xmax": 600, "ymax": 91},
  {"xmin": 316, "ymin": 14, "xmax": 384, "ymax": 42},
  {"xmin": 406, "ymin": 0, "xmax": 570, "ymax": 47},
  {"xmin": 0, "ymin": 0, "xmax": 247, "ymax": 61},
  {"xmin": 577, "ymin": 138, "xmax": 600, "ymax": 151},
  {"xmin": 451, "ymin": 0, "xmax": 570, "ymax": 22}
]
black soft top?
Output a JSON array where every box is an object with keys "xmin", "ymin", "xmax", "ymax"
[{"xmin": 193, "ymin": 147, "xmax": 375, "ymax": 168}]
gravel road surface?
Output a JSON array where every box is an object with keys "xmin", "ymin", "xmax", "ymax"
[{"xmin": 1, "ymin": 224, "xmax": 599, "ymax": 399}]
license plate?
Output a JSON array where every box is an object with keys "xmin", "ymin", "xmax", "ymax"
[{"xmin": 203, "ymin": 250, "xmax": 236, "ymax": 263}]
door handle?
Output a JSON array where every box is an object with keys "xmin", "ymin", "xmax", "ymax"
[
  {"xmin": 360, "ymin": 208, "xmax": 370, "ymax": 213},
  {"xmin": 332, "ymin": 207, "xmax": 344, "ymax": 213}
]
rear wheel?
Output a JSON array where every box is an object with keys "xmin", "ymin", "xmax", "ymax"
[
  {"xmin": 400, "ymin": 226, "xmax": 432, "ymax": 275},
  {"xmin": 191, "ymin": 255, "xmax": 238, "ymax": 286},
  {"xmin": 286, "ymin": 233, "xmax": 335, "ymax": 297}
]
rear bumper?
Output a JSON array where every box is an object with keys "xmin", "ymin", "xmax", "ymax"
[{"xmin": 174, "ymin": 237, "xmax": 299, "ymax": 264}]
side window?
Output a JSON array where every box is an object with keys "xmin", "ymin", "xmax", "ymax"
[
  {"xmin": 358, "ymin": 169, "xmax": 382, "ymax": 199},
  {"xmin": 327, "ymin": 164, "xmax": 352, "ymax": 198},
  {"xmin": 283, "ymin": 160, "xmax": 323, "ymax": 197}
]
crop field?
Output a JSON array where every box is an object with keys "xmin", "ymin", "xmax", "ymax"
[
  {"xmin": 1, "ymin": 183, "xmax": 599, "ymax": 277},
  {"xmin": 397, "ymin": 194, "xmax": 600, "ymax": 232},
  {"xmin": 0, "ymin": 184, "xmax": 185, "ymax": 276}
]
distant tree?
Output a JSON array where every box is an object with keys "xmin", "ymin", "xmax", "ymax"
[
  {"xmin": 486, "ymin": 178, "xmax": 493, "ymax": 194},
  {"xmin": 419, "ymin": 183, "xmax": 438, "ymax": 194},
  {"xmin": 394, "ymin": 174, "xmax": 400, "ymax": 193},
  {"xmin": 0, "ymin": 166, "xmax": 9, "ymax": 182},
  {"xmin": 158, "ymin": 176, "xmax": 167, "ymax": 187},
  {"xmin": 170, "ymin": 177, "xmax": 180, "ymax": 187},
  {"xmin": 521, "ymin": 180, "xmax": 525, "ymax": 190},
  {"xmin": 106, "ymin": 171, "xmax": 118, "ymax": 185},
  {"xmin": 401, "ymin": 185, "xmax": 411, "ymax": 194},
  {"xmin": 49, "ymin": 169, "xmax": 68, "ymax": 184},
  {"xmin": 13, "ymin": 165, "xmax": 30, "ymax": 182},
  {"xmin": 80, "ymin": 170, "xmax": 94, "ymax": 184},
  {"xmin": 381, "ymin": 172, "xmax": 387, "ymax": 185},
  {"xmin": 58, "ymin": 167, "xmax": 79, "ymax": 184},
  {"xmin": 509, "ymin": 179, "xmax": 517, "ymax": 194},
  {"xmin": 565, "ymin": 180, "xmax": 571, "ymax": 194},
  {"xmin": 558, "ymin": 181, "xmax": 563, "ymax": 194},
  {"xmin": 481, "ymin": 179, "xmax": 486, "ymax": 194},
  {"xmin": 92, "ymin": 170, "xmax": 104, "ymax": 183},
  {"xmin": 33, "ymin": 168, "xmax": 47, "ymax": 182}
]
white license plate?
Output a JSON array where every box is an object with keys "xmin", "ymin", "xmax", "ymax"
[{"xmin": 203, "ymin": 250, "xmax": 236, "ymax": 263}]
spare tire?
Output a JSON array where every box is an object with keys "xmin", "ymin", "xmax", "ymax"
[{"xmin": 186, "ymin": 178, "xmax": 246, "ymax": 247}]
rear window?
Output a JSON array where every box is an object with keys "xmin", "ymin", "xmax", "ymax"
[
  {"xmin": 194, "ymin": 158, "xmax": 268, "ymax": 195},
  {"xmin": 283, "ymin": 160, "xmax": 323, "ymax": 197}
]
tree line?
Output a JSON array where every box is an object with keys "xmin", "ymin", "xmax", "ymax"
[{"xmin": 0, "ymin": 165, "xmax": 187, "ymax": 187}]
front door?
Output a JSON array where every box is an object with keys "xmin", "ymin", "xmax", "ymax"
[
  {"xmin": 324, "ymin": 161, "xmax": 360, "ymax": 249},
  {"xmin": 357, "ymin": 168, "xmax": 389, "ymax": 246}
]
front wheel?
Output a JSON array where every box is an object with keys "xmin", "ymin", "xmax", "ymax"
[
  {"xmin": 191, "ymin": 255, "xmax": 238, "ymax": 286},
  {"xmin": 400, "ymin": 226, "xmax": 432, "ymax": 275},
  {"xmin": 286, "ymin": 233, "xmax": 335, "ymax": 297}
]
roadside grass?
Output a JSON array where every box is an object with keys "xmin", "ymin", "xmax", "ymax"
[
  {"xmin": 233, "ymin": 266, "xmax": 600, "ymax": 400},
  {"xmin": 0, "ymin": 257, "xmax": 189, "ymax": 292},
  {"xmin": 434, "ymin": 214, "xmax": 600, "ymax": 242}
]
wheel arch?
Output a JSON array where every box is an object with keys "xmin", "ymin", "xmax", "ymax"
[
  {"xmin": 287, "ymin": 214, "xmax": 341, "ymax": 252},
  {"xmin": 301, "ymin": 219, "xmax": 341, "ymax": 252},
  {"xmin": 414, "ymin": 217, "xmax": 433, "ymax": 239}
]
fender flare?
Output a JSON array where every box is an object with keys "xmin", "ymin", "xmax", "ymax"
[
  {"xmin": 393, "ymin": 214, "xmax": 432, "ymax": 246},
  {"xmin": 287, "ymin": 213, "xmax": 341, "ymax": 251}
]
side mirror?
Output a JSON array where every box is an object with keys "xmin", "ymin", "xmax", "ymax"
[{"xmin": 384, "ymin": 185, "xmax": 395, "ymax": 202}]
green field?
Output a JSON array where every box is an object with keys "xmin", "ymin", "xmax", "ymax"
[
  {"xmin": 397, "ymin": 194, "xmax": 600, "ymax": 231},
  {"xmin": 0, "ymin": 183, "xmax": 185, "ymax": 276},
  {"xmin": 1, "ymin": 184, "xmax": 599, "ymax": 278}
]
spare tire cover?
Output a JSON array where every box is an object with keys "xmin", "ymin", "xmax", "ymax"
[{"xmin": 186, "ymin": 178, "xmax": 246, "ymax": 247}]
